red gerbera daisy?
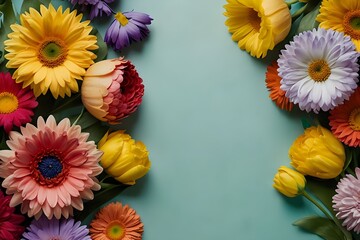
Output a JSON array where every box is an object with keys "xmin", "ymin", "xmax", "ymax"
[
  {"xmin": 0, "ymin": 190, "xmax": 25, "ymax": 239},
  {"xmin": 329, "ymin": 88, "xmax": 360, "ymax": 147},
  {"xmin": 0, "ymin": 72, "xmax": 38, "ymax": 132},
  {"xmin": 265, "ymin": 61, "xmax": 293, "ymax": 111}
]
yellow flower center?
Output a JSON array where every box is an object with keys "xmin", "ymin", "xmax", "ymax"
[
  {"xmin": 308, "ymin": 59, "xmax": 331, "ymax": 82},
  {"xmin": 106, "ymin": 221, "xmax": 125, "ymax": 240},
  {"xmin": 38, "ymin": 38, "xmax": 67, "ymax": 68},
  {"xmin": 248, "ymin": 9, "xmax": 261, "ymax": 31},
  {"xmin": 349, "ymin": 108, "xmax": 360, "ymax": 130},
  {"xmin": 115, "ymin": 12, "xmax": 129, "ymax": 26},
  {"xmin": 0, "ymin": 92, "xmax": 19, "ymax": 114},
  {"xmin": 343, "ymin": 10, "xmax": 360, "ymax": 40}
]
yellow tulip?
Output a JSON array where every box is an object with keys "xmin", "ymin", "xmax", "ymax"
[
  {"xmin": 273, "ymin": 166, "xmax": 306, "ymax": 197},
  {"xmin": 289, "ymin": 126, "xmax": 345, "ymax": 179},
  {"xmin": 224, "ymin": 0, "xmax": 291, "ymax": 58},
  {"xmin": 98, "ymin": 130, "xmax": 151, "ymax": 185}
]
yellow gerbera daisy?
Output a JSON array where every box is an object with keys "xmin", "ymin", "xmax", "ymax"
[
  {"xmin": 317, "ymin": 0, "xmax": 360, "ymax": 51},
  {"xmin": 223, "ymin": 0, "xmax": 291, "ymax": 58},
  {"xmin": 5, "ymin": 4, "xmax": 98, "ymax": 99}
]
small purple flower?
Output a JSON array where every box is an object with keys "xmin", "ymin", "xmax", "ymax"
[
  {"xmin": 105, "ymin": 11, "xmax": 153, "ymax": 51},
  {"xmin": 22, "ymin": 217, "xmax": 91, "ymax": 240},
  {"xmin": 278, "ymin": 28, "xmax": 359, "ymax": 113},
  {"xmin": 89, "ymin": 1, "xmax": 113, "ymax": 19},
  {"xmin": 68, "ymin": 0, "xmax": 114, "ymax": 19}
]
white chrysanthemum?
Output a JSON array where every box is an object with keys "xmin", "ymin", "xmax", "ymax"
[{"xmin": 278, "ymin": 28, "xmax": 359, "ymax": 113}]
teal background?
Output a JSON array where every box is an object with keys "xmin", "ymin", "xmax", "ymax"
[
  {"xmin": 112, "ymin": 0, "xmax": 321, "ymax": 239},
  {"xmin": 14, "ymin": 0, "xmax": 322, "ymax": 239}
]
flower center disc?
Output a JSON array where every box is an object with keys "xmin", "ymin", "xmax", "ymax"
[
  {"xmin": 106, "ymin": 221, "xmax": 125, "ymax": 240},
  {"xmin": 115, "ymin": 12, "xmax": 129, "ymax": 26},
  {"xmin": 248, "ymin": 9, "xmax": 261, "ymax": 31},
  {"xmin": 343, "ymin": 10, "xmax": 360, "ymax": 40},
  {"xmin": 38, "ymin": 155, "xmax": 63, "ymax": 179},
  {"xmin": 0, "ymin": 92, "xmax": 18, "ymax": 114},
  {"xmin": 38, "ymin": 38, "xmax": 67, "ymax": 68},
  {"xmin": 349, "ymin": 108, "xmax": 360, "ymax": 130},
  {"xmin": 308, "ymin": 59, "xmax": 331, "ymax": 82}
]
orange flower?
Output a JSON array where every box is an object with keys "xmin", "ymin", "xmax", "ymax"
[
  {"xmin": 90, "ymin": 202, "xmax": 144, "ymax": 240},
  {"xmin": 329, "ymin": 88, "xmax": 360, "ymax": 147},
  {"xmin": 265, "ymin": 61, "xmax": 293, "ymax": 111}
]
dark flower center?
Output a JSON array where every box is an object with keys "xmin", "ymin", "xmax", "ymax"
[
  {"xmin": 106, "ymin": 221, "xmax": 125, "ymax": 240},
  {"xmin": 343, "ymin": 10, "xmax": 360, "ymax": 40},
  {"xmin": 349, "ymin": 108, "xmax": 360, "ymax": 130},
  {"xmin": 38, "ymin": 38, "xmax": 67, "ymax": 68},
  {"xmin": 248, "ymin": 9, "xmax": 261, "ymax": 31},
  {"xmin": 38, "ymin": 155, "xmax": 63, "ymax": 179},
  {"xmin": 0, "ymin": 92, "xmax": 18, "ymax": 114},
  {"xmin": 308, "ymin": 59, "xmax": 331, "ymax": 82}
]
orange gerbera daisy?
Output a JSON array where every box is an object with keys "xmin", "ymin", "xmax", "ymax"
[
  {"xmin": 329, "ymin": 88, "xmax": 360, "ymax": 147},
  {"xmin": 265, "ymin": 61, "xmax": 293, "ymax": 111},
  {"xmin": 90, "ymin": 202, "xmax": 144, "ymax": 240}
]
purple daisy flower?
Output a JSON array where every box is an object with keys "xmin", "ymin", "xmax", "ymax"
[
  {"xmin": 278, "ymin": 28, "xmax": 359, "ymax": 113},
  {"xmin": 68, "ymin": 0, "xmax": 114, "ymax": 19},
  {"xmin": 22, "ymin": 217, "xmax": 91, "ymax": 240},
  {"xmin": 333, "ymin": 168, "xmax": 360, "ymax": 233},
  {"xmin": 105, "ymin": 11, "xmax": 153, "ymax": 51},
  {"xmin": 89, "ymin": 1, "xmax": 113, "ymax": 19}
]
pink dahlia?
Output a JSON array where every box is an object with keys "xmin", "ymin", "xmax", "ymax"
[
  {"xmin": 0, "ymin": 190, "xmax": 25, "ymax": 239},
  {"xmin": 0, "ymin": 115, "xmax": 103, "ymax": 219},
  {"xmin": 0, "ymin": 72, "xmax": 38, "ymax": 132},
  {"xmin": 333, "ymin": 167, "xmax": 360, "ymax": 233},
  {"xmin": 81, "ymin": 57, "xmax": 144, "ymax": 124}
]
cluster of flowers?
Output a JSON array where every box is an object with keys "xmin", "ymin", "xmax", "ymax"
[
  {"xmin": 0, "ymin": 0, "xmax": 152, "ymax": 239},
  {"xmin": 224, "ymin": 0, "xmax": 360, "ymax": 238}
]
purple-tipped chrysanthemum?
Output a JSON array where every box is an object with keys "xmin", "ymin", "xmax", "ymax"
[
  {"xmin": 105, "ymin": 11, "xmax": 153, "ymax": 51},
  {"xmin": 68, "ymin": 0, "xmax": 113, "ymax": 19},
  {"xmin": 333, "ymin": 168, "xmax": 360, "ymax": 233},
  {"xmin": 22, "ymin": 217, "xmax": 91, "ymax": 240},
  {"xmin": 278, "ymin": 28, "xmax": 359, "ymax": 113}
]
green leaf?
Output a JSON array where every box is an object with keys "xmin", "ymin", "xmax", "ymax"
[
  {"xmin": 75, "ymin": 184, "xmax": 129, "ymax": 222},
  {"xmin": 92, "ymin": 28, "xmax": 108, "ymax": 62},
  {"xmin": 342, "ymin": 147, "xmax": 354, "ymax": 176},
  {"xmin": 20, "ymin": 0, "xmax": 52, "ymax": 14},
  {"xmin": 301, "ymin": 118, "xmax": 313, "ymax": 129},
  {"xmin": 293, "ymin": 216, "xmax": 347, "ymax": 240},
  {"xmin": 296, "ymin": 2, "xmax": 320, "ymax": 34},
  {"xmin": 303, "ymin": 0, "xmax": 322, "ymax": 15},
  {"xmin": 0, "ymin": 0, "xmax": 17, "ymax": 68}
]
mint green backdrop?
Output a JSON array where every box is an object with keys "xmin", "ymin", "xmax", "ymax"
[{"xmin": 16, "ymin": 0, "xmax": 321, "ymax": 239}]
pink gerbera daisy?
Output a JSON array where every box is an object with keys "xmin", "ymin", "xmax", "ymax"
[
  {"xmin": 0, "ymin": 115, "xmax": 103, "ymax": 219},
  {"xmin": 0, "ymin": 72, "xmax": 38, "ymax": 133},
  {"xmin": 0, "ymin": 190, "xmax": 25, "ymax": 239}
]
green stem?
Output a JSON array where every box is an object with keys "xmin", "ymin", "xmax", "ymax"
[
  {"xmin": 302, "ymin": 190, "xmax": 333, "ymax": 221},
  {"xmin": 292, "ymin": 4, "xmax": 307, "ymax": 22},
  {"xmin": 72, "ymin": 107, "xmax": 84, "ymax": 126},
  {"xmin": 304, "ymin": 191, "xmax": 353, "ymax": 239}
]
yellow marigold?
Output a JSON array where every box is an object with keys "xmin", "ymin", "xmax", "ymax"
[
  {"xmin": 273, "ymin": 166, "xmax": 306, "ymax": 197},
  {"xmin": 289, "ymin": 126, "xmax": 345, "ymax": 179},
  {"xmin": 98, "ymin": 130, "xmax": 151, "ymax": 185},
  {"xmin": 4, "ymin": 4, "xmax": 98, "ymax": 98},
  {"xmin": 223, "ymin": 0, "xmax": 291, "ymax": 58},
  {"xmin": 317, "ymin": 0, "xmax": 360, "ymax": 51}
]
